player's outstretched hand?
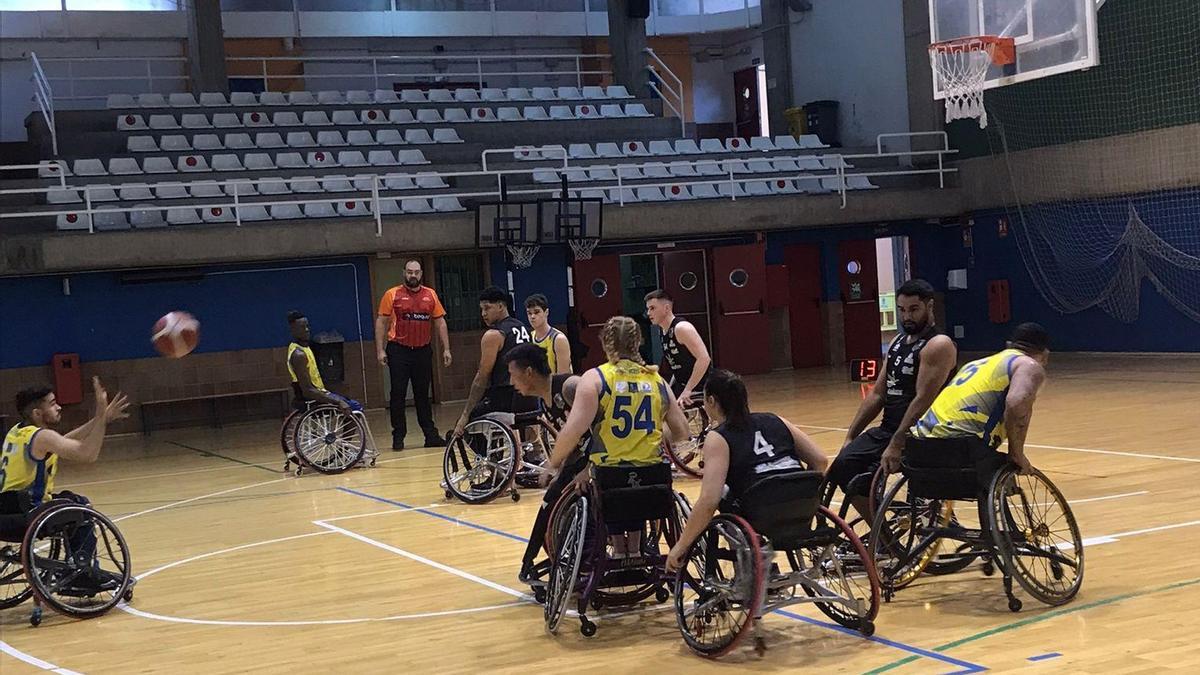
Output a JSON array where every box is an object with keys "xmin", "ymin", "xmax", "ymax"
[{"xmin": 105, "ymin": 392, "xmax": 132, "ymax": 422}]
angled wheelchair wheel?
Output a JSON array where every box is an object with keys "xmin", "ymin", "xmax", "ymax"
[
  {"xmin": 280, "ymin": 408, "xmax": 301, "ymax": 456},
  {"xmin": 789, "ymin": 506, "xmax": 880, "ymax": 629},
  {"xmin": 673, "ymin": 514, "xmax": 763, "ymax": 659},
  {"xmin": 868, "ymin": 476, "xmax": 953, "ymax": 593},
  {"xmin": 443, "ymin": 418, "xmax": 519, "ymax": 504},
  {"xmin": 292, "ymin": 405, "xmax": 366, "ymax": 474},
  {"xmin": 546, "ymin": 493, "xmax": 589, "ymax": 635},
  {"xmin": 22, "ymin": 504, "xmax": 133, "ymax": 620},
  {"xmin": 663, "ymin": 405, "xmax": 709, "ymax": 478},
  {"xmin": 0, "ymin": 544, "xmax": 32, "ymax": 609},
  {"xmin": 988, "ymin": 467, "xmax": 1084, "ymax": 606}
]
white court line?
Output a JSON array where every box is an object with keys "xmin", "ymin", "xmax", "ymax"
[
  {"xmin": 1064, "ymin": 490, "xmax": 1147, "ymax": 505},
  {"xmin": 1083, "ymin": 518, "xmax": 1200, "ymax": 548},
  {"xmin": 797, "ymin": 424, "xmax": 1200, "ymax": 464},
  {"xmin": 113, "ymin": 477, "xmax": 289, "ymax": 522},
  {"xmin": 64, "ymin": 463, "xmax": 268, "ymax": 488},
  {"xmin": 119, "ymin": 600, "xmax": 525, "ymax": 627},
  {"xmin": 318, "ymin": 503, "xmax": 445, "ymax": 523},
  {"xmin": 313, "ymin": 521, "xmax": 529, "ymax": 600},
  {"xmin": 131, "ymin": 531, "xmax": 336, "ymax": 582},
  {"xmin": 0, "ymin": 642, "xmax": 82, "ymax": 675}
]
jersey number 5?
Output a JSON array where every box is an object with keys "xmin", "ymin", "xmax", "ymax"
[{"xmin": 612, "ymin": 395, "xmax": 654, "ymax": 438}]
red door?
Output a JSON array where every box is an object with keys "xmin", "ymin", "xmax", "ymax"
[
  {"xmin": 661, "ymin": 250, "xmax": 711, "ymax": 351},
  {"xmin": 838, "ymin": 240, "xmax": 882, "ymax": 363},
  {"xmin": 733, "ymin": 67, "xmax": 760, "ymax": 142},
  {"xmin": 573, "ymin": 254, "xmax": 623, "ymax": 370},
  {"xmin": 711, "ymin": 242, "xmax": 771, "ymax": 375},
  {"xmin": 783, "ymin": 244, "xmax": 827, "ymax": 368}
]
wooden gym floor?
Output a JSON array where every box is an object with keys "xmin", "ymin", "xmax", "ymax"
[{"xmin": 2, "ymin": 354, "xmax": 1199, "ymax": 673}]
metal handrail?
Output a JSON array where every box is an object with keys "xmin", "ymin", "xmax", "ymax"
[
  {"xmin": 643, "ymin": 48, "xmax": 686, "ymax": 138},
  {"xmin": 0, "ymin": 144, "xmax": 959, "ymax": 229},
  {"xmin": 29, "ymin": 53, "xmax": 58, "ymax": 155}
]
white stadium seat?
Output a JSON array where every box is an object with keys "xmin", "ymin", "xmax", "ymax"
[
  {"xmin": 86, "ymin": 185, "xmax": 119, "ymax": 202},
  {"xmin": 337, "ymin": 151, "xmax": 369, "ymax": 167},
  {"xmin": 199, "ymin": 92, "xmax": 228, "ymax": 107},
  {"xmin": 73, "ymin": 159, "xmax": 107, "ymax": 177},
  {"xmin": 213, "ymin": 113, "xmax": 242, "ymax": 128},
  {"xmin": 254, "ymin": 132, "xmax": 285, "ymax": 149},
  {"xmin": 568, "ymin": 143, "xmax": 595, "ymax": 159},
  {"xmin": 582, "ymin": 86, "xmax": 608, "ymax": 99},
  {"xmin": 331, "ymin": 110, "xmax": 359, "ymax": 125},
  {"xmin": 47, "ymin": 188, "xmax": 82, "ymax": 204},
  {"xmin": 107, "ymin": 94, "xmax": 136, "ymax": 109},
  {"xmin": 771, "ymin": 158, "xmax": 801, "ymax": 172},
  {"xmin": 523, "ymin": 106, "xmax": 550, "ymax": 121},
  {"xmin": 240, "ymin": 112, "xmax": 272, "ymax": 127},
  {"xmin": 288, "ymin": 91, "xmax": 317, "ymax": 106},
  {"xmin": 143, "ymin": 157, "xmax": 177, "ymax": 174},
  {"xmin": 648, "ymin": 140, "xmax": 677, "ymax": 156},
  {"xmin": 773, "ymin": 135, "xmax": 801, "ymax": 151},
  {"xmin": 401, "ymin": 198, "xmax": 433, "ymax": 213},
  {"xmin": 747, "ymin": 159, "xmax": 775, "ymax": 174},
  {"xmin": 131, "ymin": 206, "xmax": 167, "ymax": 228},
  {"xmin": 368, "ymin": 150, "xmax": 398, "ymax": 166},
  {"xmin": 617, "ymin": 166, "xmax": 643, "ymax": 180},
  {"xmin": 180, "ymin": 112, "xmax": 211, "ymax": 127},
  {"xmin": 643, "ymin": 163, "xmax": 672, "ymax": 179},
  {"xmin": 574, "ymin": 104, "xmax": 600, "ymax": 119},
  {"xmin": 595, "ymin": 142, "xmax": 622, "ymax": 158},
  {"xmin": 750, "ymin": 136, "xmax": 776, "ymax": 152},
  {"xmin": 212, "ymin": 154, "xmax": 245, "ymax": 171},
  {"xmin": 361, "ymin": 109, "xmax": 387, "ymax": 124},
  {"xmin": 400, "ymin": 90, "xmax": 427, "ymax": 103},
  {"xmin": 373, "ymin": 89, "xmax": 400, "ymax": 104},
  {"xmin": 384, "ymin": 175, "xmax": 415, "ymax": 190},
  {"xmin": 162, "ymin": 133, "xmax": 192, "ymax": 151},
  {"xmin": 600, "ymin": 104, "xmax": 625, "ymax": 118},
  {"xmin": 432, "ymin": 197, "xmax": 464, "ymax": 212},
  {"xmin": 427, "ymin": 89, "xmax": 454, "ymax": 102},
  {"xmin": 193, "ymin": 134, "xmax": 223, "ymax": 150},
  {"xmin": 169, "ymin": 93, "xmax": 199, "ymax": 107},
  {"xmin": 347, "ymin": 90, "xmax": 372, "ymax": 104},
  {"xmin": 292, "ymin": 176, "xmax": 324, "ymax": 193},
  {"xmin": 668, "ymin": 161, "xmax": 698, "ymax": 177},
  {"xmin": 303, "ymin": 202, "xmax": 337, "ymax": 218},
  {"xmin": 725, "ymin": 137, "xmax": 751, "ymax": 152},
  {"xmin": 454, "ymin": 89, "xmax": 480, "ymax": 103},
  {"xmin": 416, "ymin": 109, "xmax": 444, "ymax": 124},
  {"xmin": 348, "ymin": 130, "xmax": 378, "ymax": 146},
  {"xmin": 624, "ymin": 103, "xmax": 653, "ymax": 117},
  {"xmin": 259, "ymin": 91, "xmax": 288, "ymax": 106},
  {"xmin": 404, "ymin": 129, "xmax": 434, "ymax": 144},
  {"xmin": 200, "ymin": 205, "xmax": 234, "ymax": 224},
  {"xmin": 271, "ymin": 204, "xmax": 305, "ymax": 220},
  {"xmin": 636, "ymin": 187, "xmax": 666, "ymax": 202},
  {"xmin": 321, "ymin": 175, "xmax": 354, "ymax": 192},
  {"xmin": 588, "ymin": 166, "xmax": 617, "ymax": 181},
  {"xmin": 471, "ymin": 108, "xmax": 498, "ymax": 122},
  {"xmin": 177, "ymin": 155, "xmax": 210, "ymax": 172},
  {"xmin": 259, "ymin": 178, "xmax": 291, "ymax": 195},
  {"xmin": 675, "ymin": 139, "xmax": 702, "ymax": 155},
  {"xmin": 337, "ymin": 199, "xmax": 371, "ymax": 216},
  {"xmin": 847, "ymin": 175, "xmax": 878, "ymax": 190},
  {"xmin": 719, "ymin": 182, "xmax": 747, "ymax": 198},
  {"xmin": 244, "ymin": 153, "xmax": 276, "ymax": 170},
  {"xmin": 376, "ymin": 130, "xmax": 405, "ymax": 145},
  {"xmin": 607, "ymin": 188, "xmax": 637, "ymax": 204},
  {"xmin": 533, "ymin": 170, "xmax": 559, "ymax": 184},
  {"xmin": 549, "ymin": 106, "xmax": 574, "ymax": 120},
  {"xmin": 237, "ymin": 205, "xmax": 271, "ymax": 222},
  {"xmin": 415, "ymin": 172, "xmax": 447, "ymax": 188},
  {"xmin": 138, "ymin": 93, "xmax": 167, "ymax": 108},
  {"xmin": 606, "ymin": 85, "xmax": 632, "ymax": 99},
  {"xmin": 228, "ymin": 180, "xmax": 258, "ymax": 196},
  {"xmin": 621, "ymin": 141, "xmax": 650, "ymax": 157},
  {"xmin": 481, "ymin": 88, "xmax": 506, "ymax": 101},
  {"xmin": 230, "ymin": 92, "xmax": 258, "ymax": 106},
  {"xmin": 275, "ymin": 152, "xmax": 306, "ymax": 169},
  {"xmin": 770, "ymin": 178, "xmax": 799, "ymax": 194},
  {"xmin": 531, "ymin": 87, "xmax": 557, "ymax": 101},
  {"xmin": 798, "ymin": 134, "xmax": 828, "ymax": 149},
  {"xmin": 700, "ymin": 138, "xmax": 725, "ymax": 153},
  {"xmin": 272, "ymin": 112, "xmax": 302, "ymax": 127},
  {"xmin": 167, "ymin": 207, "xmax": 201, "ymax": 225},
  {"xmin": 223, "ymin": 133, "xmax": 254, "ymax": 150},
  {"xmin": 506, "ymin": 87, "xmax": 533, "ymax": 101},
  {"xmin": 696, "ymin": 161, "xmax": 724, "ymax": 176},
  {"xmin": 378, "ymin": 199, "xmax": 402, "ymax": 215},
  {"xmin": 286, "ymin": 132, "xmax": 317, "ymax": 148},
  {"xmin": 302, "ymin": 111, "xmax": 333, "ymax": 126},
  {"xmin": 665, "ymin": 184, "xmax": 692, "ymax": 200},
  {"xmin": 190, "ymin": 182, "xmax": 225, "ymax": 198},
  {"xmin": 745, "ymin": 180, "xmax": 772, "ymax": 196},
  {"xmin": 497, "ymin": 107, "xmax": 523, "ymax": 122},
  {"xmin": 149, "ymin": 114, "xmax": 180, "ymax": 130},
  {"xmin": 155, "ymin": 182, "xmax": 189, "ymax": 199},
  {"xmin": 557, "ymin": 87, "xmax": 582, "ymax": 100},
  {"xmin": 317, "ymin": 131, "xmax": 348, "ymax": 147},
  {"xmin": 108, "ymin": 158, "xmax": 143, "ymax": 175},
  {"xmin": 306, "ymin": 150, "xmax": 338, "ymax": 168},
  {"xmin": 432, "ymin": 129, "xmax": 463, "ymax": 143},
  {"xmin": 443, "ymin": 108, "xmax": 471, "ymax": 123},
  {"xmin": 128, "ymin": 136, "xmax": 159, "ymax": 152}
]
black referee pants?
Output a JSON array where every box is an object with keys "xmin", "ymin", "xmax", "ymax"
[{"xmin": 386, "ymin": 342, "xmax": 439, "ymax": 442}]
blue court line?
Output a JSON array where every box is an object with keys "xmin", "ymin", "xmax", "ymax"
[
  {"xmin": 1027, "ymin": 653, "xmax": 1062, "ymax": 662},
  {"xmin": 336, "ymin": 487, "xmax": 528, "ymax": 543},
  {"xmin": 336, "ymin": 486, "xmax": 988, "ymax": 674},
  {"xmin": 773, "ymin": 609, "xmax": 987, "ymax": 674}
]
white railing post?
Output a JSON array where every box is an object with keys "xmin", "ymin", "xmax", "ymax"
[
  {"xmin": 477, "ymin": 57, "xmax": 484, "ymax": 89},
  {"xmin": 728, "ymin": 162, "xmax": 736, "ymax": 201},
  {"xmin": 617, "ymin": 171, "xmax": 625, "ymax": 205},
  {"xmin": 29, "ymin": 53, "xmax": 58, "ymax": 156},
  {"xmin": 372, "ymin": 58, "xmax": 380, "ymax": 92},
  {"xmin": 262, "ymin": 59, "xmax": 270, "ymax": 91},
  {"xmin": 575, "ymin": 56, "xmax": 582, "ymax": 89},
  {"xmin": 145, "ymin": 60, "xmax": 154, "ymax": 94},
  {"xmin": 233, "ymin": 182, "xmax": 242, "ymax": 226},
  {"xmin": 84, "ymin": 187, "xmax": 94, "ymax": 234},
  {"xmin": 371, "ymin": 176, "xmax": 383, "ymax": 237}
]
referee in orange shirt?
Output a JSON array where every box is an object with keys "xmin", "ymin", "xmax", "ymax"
[{"xmin": 376, "ymin": 259, "xmax": 452, "ymax": 450}]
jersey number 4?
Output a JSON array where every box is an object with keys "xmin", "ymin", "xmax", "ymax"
[
  {"xmin": 611, "ymin": 395, "xmax": 655, "ymax": 438},
  {"xmin": 753, "ymin": 431, "xmax": 775, "ymax": 458}
]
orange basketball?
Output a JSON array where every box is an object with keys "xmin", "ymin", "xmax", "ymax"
[{"xmin": 152, "ymin": 311, "xmax": 200, "ymax": 358}]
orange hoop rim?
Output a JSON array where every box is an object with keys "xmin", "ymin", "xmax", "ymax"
[{"xmin": 929, "ymin": 35, "xmax": 1016, "ymax": 66}]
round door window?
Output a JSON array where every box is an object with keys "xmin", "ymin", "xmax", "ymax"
[
  {"xmin": 729, "ymin": 268, "xmax": 749, "ymax": 288},
  {"xmin": 846, "ymin": 260, "xmax": 862, "ymax": 275},
  {"xmin": 591, "ymin": 278, "xmax": 608, "ymax": 298},
  {"xmin": 679, "ymin": 271, "xmax": 699, "ymax": 291}
]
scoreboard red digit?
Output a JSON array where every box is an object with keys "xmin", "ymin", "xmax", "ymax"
[{"xmin": 850, "ymin": 358, "xmax": 878, "ymax": 382}]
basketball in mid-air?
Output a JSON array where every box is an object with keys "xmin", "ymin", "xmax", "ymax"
[{"xmin": 152, "ymin": 311, "xmax": 200, "ymax": 358}]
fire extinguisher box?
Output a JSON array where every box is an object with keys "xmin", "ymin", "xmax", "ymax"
[{"xmin": 53, "ymin": 353, "xmax": 83, "ymax": 406}]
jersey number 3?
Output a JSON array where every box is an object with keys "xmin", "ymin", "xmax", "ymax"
[
  {"xmin": 752, "ymin": 431, "xmax": 775, "ymax": 458},
  {"xmin": 612, "ymin": 395, "xmax": 654, "ymax": 438}
]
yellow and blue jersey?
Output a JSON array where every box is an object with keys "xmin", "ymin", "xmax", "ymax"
[
  {"xmin": 911, "ymin": 348, "xmax": 1025, "ymax": 447},
  {"xmin": 533, "ymin": 327, "xmax": 563, "ymax": 373},
  {"xmin": 590, "ymin": 360, "xmax": 669, "ymax": 467},
  {"xmin": 1, "ymin": 424, "xmax": 57, "ymax": 505},
  {"xmin": 287, "ymin": 342, "xmax": 325, "ymax": 390}
]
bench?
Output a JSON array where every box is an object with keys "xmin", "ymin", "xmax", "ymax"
[{"xmin": 140, "ymin": 388, "xmax": 290, "ymax": 434}]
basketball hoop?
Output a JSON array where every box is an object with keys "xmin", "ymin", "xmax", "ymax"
[
  {"xmin": 929, "ymin": 36, "xmax": 1015, "ymax": 129},
  {"xmin": 506, "ymin": 242, "xmax": 540, "ymax": 269},
  {"xmin": 567, "ymin": 237, "xmax": 600, "ymax": 261}
]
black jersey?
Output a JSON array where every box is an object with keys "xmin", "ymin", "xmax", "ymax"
[
  {"xmin": 488, "ymin": 315, "xmax": 532, "ymax": 389},
  {"xmin": 715, "ymin": 413, "xmax": 803, "ymax": 502},
  {"xmin": 880, "ymin": 325, "xmax": 942, "ymax": 432},
  {"xmin": 547, "ymin": 373, "xmax": 573, "ymax": 426},
  {"xmin": 662, "ymin": 317, "xmax": 709, "ymax": 393}
]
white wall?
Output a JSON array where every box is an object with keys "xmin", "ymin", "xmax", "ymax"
[
  {"xmin": 689, "ymin": 29, "xmax": 761, "ymax": 125},
  {"xmin": 788, "ymin": 0, "xmax": 909, "ymax": 147}
]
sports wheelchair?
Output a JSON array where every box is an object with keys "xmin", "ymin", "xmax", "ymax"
[
  {"xmin": 673, "ymin": 471, "xmax": 880, "ymax": 658},
  {"xmin": 281, "ymin": 401, "xmax": 378, "ymax": 476},
  {"xmin": 661, "ymin": 395, "xmax": 710, "ymax": 477},
  {"xmin": 0, "ymin": 492, "xmax": 134, "ymax": 627},
  {"xmin": 542, "ymin": 466, "xmax": 691, "ymax": 637},
  {"xmin": 441, "ymin": 410, "xmax": 557, "ymax": 504},
  {"xmin": 868, "ymin": 437, "xmax": 1084, "ymax": 612}
]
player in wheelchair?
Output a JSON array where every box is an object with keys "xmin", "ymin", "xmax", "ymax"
[
  {"xmin": 442, "ymin": 288, "xmax": 552, "ymax": 504},
  {"xmin": 869, "ymin": 323, "xmax": 1083, "ymax": 612},
  {"xmin": 281, "ymin": 311, "xmax": 378, "ymax": 476},
  {"xmin": 1, "ymin": 379, "xmax": 135, "ymax": 626},
  {"xmin": 539, "ymin": 316, "xmax": 693, "ymax": 637},
  {"xmin": 665, "ymin": 369, "xmax": 880, "ymax": 658}
]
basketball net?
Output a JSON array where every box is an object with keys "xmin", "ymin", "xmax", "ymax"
[
  {"xmin": 567, "ymin": 237, "xmax": 599, "ymax": 260},
  {"xmin": 506, "ymin": 242, "xmax": 540, "ymax": 269},
  {"xmin": 929, "ymin": 36, "xmax": 1015, "ymax": 129}
]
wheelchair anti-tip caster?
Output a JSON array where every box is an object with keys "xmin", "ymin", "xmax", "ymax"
[
  {"xmin": 510, "ymin": 490, "xmax": 520, "ymax": 503},
  {"xmin": 754, "ymin": 636, "xmax": 767, "ymax": 656},
  {"xmin": 655, "ymin": 587, "xmax": 670, "ymax": 603},
  {"xmin": 982, "ymin": 561, "xmax": 996, "ymax": 576},
  {"xmin": 30, "ymin": 606, "xmax": 42, "ymax": 627},
  {"xmin": 444, "ymin": 489, "xmax": 454, "ymax": 500},
  {"xmin": 859, "ymin": 619, "xmax": 875, "ymax": 637},
  {"xmin": 580, "ymin": 618, "xmax": 597, "ymax": 637},
  {"xmin": 532, "ymin": 587, "xmax": 547, "ymax": 604},
  {"xmin": 1008, "ymin": 597, "xmax": 1023, "ymax": 612},
  {"xmin": 123, "ymin": 589, "xmax": 134, "ymax": 602}
]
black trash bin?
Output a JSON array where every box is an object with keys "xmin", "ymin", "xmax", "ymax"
[
  {"xmin": 312, "ymin": 332, "xmax": 345, "ymax": 385},
  {"xmin": 804, "ymin": 100, "xmax": 840, "ymax": 148}
]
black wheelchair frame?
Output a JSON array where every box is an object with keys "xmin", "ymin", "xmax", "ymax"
[
  {"xmin": 280, "ymin": 401, "xmax": 378, "ymax": 476},
  {"xmin": 441, "ymin": 410, "xmax": 557, "ymax": 504}
]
